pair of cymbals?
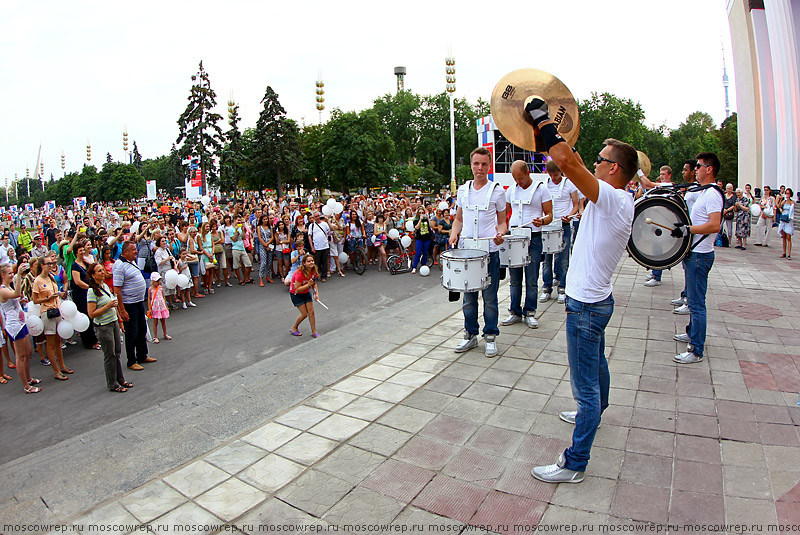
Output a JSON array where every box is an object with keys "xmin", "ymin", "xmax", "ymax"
[
  {"xmin": 490, "ymin": 68, "xmax": 580, "ymax": 152},
  {"xmin": 637, "ymin": 151, "xmax": 652, "ymax": 178}
]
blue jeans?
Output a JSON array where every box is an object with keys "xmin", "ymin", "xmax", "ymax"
[
  {"xmin": 563, "ymin": 295, "xmax": 613, "ymax": 472},
  {"xmin": 652, "ymin": 269, "xmax": 662, "ymax": 281},
  {"xmin": 463, "ymin": 251, "xmax": 500, "ymax": 337},
  {"xmin": 683, "ymin": 251, "xmax": 714, "ymax": 357},
  {"xmin": 412, "ymin": 240, "xmax": 430, "ymax": 269},
  {"xmin": 542, "ymin": 223, "xmax": 571, "ymax": 291},
  {"xmin": 509, "ymin": 233, "xmax": 543, "ymax": 317}
]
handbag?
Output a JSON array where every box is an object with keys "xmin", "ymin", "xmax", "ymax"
[
  {"xmin": 142, "ymin": 243, "xmax": 157, "ymax": 273},
  {"xmin": 780, "ymin": 214, "xmax": 791, "ymax": 223},
  {"xmin": 46, "ymin": 308, "xmax": 60, "ymax": 319},
  {"xmin": 724, "ymin": 210, "xmax": 734, "ymax": 220}
]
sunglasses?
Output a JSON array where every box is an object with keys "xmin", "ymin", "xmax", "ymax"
[
  {"xmin": 694, "ymin": 162, "xmax": 709, "ymax": 170},
  {"xmin": 596, "ymin": 155, "xmax": 620, "ymax": 167}
]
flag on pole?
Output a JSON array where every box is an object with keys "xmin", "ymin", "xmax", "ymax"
[
  {"xmin": 24, "ymin": 203, "xmax": 34, "ymax": 212},
  {"xmin": 44, "ymin": 200, "xmax": 56, "ymax": 211}
]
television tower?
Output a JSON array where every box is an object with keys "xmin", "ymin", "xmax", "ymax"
[
  {"xmin": 394, "ymin": 66, "xmax": 406, "ymax": 92},
  {"xmin": 722, "ymin": 42, "xmax": 730, "ymax": 118}
]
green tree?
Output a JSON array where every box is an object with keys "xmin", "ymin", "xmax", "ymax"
[
  {"xmin": 220, "ymin": 100, "xmax": 245, "ymax": 193},
  {"xmin": 299, "ymin": 123, "xmax": 327, "ymax": 190},
  {"xmin": 141, "ymin": 148, "xmax": 185, "ymax": 196},
  {"xmin": 176, "ymin": 61, "xmax": 224, "ymax": 191},
  {"xmin": 98, "ymin": 162, "xmax": 146, "ymax": 202},
  {"xmin": 72, "ymin": 165, "xmax": 99, "ymax": 200},
  {"xmin": 372, "ymin": 91, "xmax": 421, "ymax": 164},
  {"xmin": 251, "ymin": 86, "xmax": 303, "ymax": 198},
  {"xmin": 715, "ymin": 113, "xmax": 738, "ymax": 186},
  {"xmin": 665, "ymin": 111, "xmax": 719, "ymax": 182},
  {"xmin": 575, "ymin": 92, "xmax": 648, "ymax": 168}
]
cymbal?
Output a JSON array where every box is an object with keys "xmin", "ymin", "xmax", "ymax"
[
  {"xmin": 637, "ymin": 151, "xmax": 652, "ymax": 178},
  {"xmin": 490, "ymin": 69, "xmax": 580, "ymax": 152}
]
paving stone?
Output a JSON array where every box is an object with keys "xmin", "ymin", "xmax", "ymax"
[
  {"xmin": 478, "ymin": 368, "xmax": 523, "ymax": 388},
  {"xmin": 356, "ymin": 363, "xmax": 402, "ymax": 381},
  {"xmin": 677, "ymin": 381, "xmax": 715, "ymax": 399},
  {"xmin": 630, "ymin": 407, "xmax": 676, "ymax": 432},
  {"xmin": 237, "ymin": 498, "xmax": 329, "ymax": 531},
  {"xmin": 401, "ymin": 389, "xmax": 457, "ymax": 412},
  {"xmin": 677, "ymin": 395, "xmax": 717, "ymax": 416},
  {"xmin": 720, "ymin": 440, "xmax": 766, "ymax": 468},
  {"xmin": 274, "ymin": 433, "xmax": 338, "ymax": 465},
  {"xmin": 163, "ymin": 460, "xmax": 230, "ymax": 498},
  {"xmin": 601, "ymin": 405, "xmax": 634, "ymax": 427},
  {"xmin": 770, "ymin": 470, "xmax": 800, "ymax": 501},
  {"xmin": 610, "ymin": 482, "xmax": 669, "ymax": 524},
  {"xmin": 491, "ymin": 357, "xmax": 533, "ymax": 374},
  {"xmin": 462, "ymin": 382, "xmax": 511, "ymax": 404},
  {"xmin": 717, "ymin": 400, "xmax": 756, "ymax": 421},
  {"xmin": 309, "ymin": 414, "xmax": 370, "ymax": 442},
  {"xmin": 668, "ymin": 490, "xmax": 725, "ymax": 526},
  {"xmin": 348, "ymin": 423, "xmax": 413, "ymax": 456},
  {"xmin": 673, "ymin": 434, "xmax": 722, "ymax": 464},
  {"xmin": 391, "ymin": 507, "xmax": 464, "ymax": 532},
  {"xmin": 275, "ymin": 405, "xmax": 332, "ymax": 430},
  {"xmin": 759, "ymin": 422, "xmax": 800, "ymax": 446},
  {"xmin": 539, "ymin": 505, "xmax": 609, "ymax": 528},
  {"xmin": 676, "ymin": 413, "xmax": 720, "ymax": 438},
  {"xmin": 339, "ymin": 396, "xmax": 395, "ymax": 421},
  {"xmin": 485, "ymin": 405, "xmax": 539, "ymax": 433},
  {"xmin": 469, "ymin": 491, "xmax": 547, "ymax": 534},
  {"xmin": 551, "ymin": 475, "xmax": 616, "ymax": 514},
  {"xmin": 323, "ymin": 486, "xmax": 406, "ymax": 531},
  {"xmin": 72, "ymin": 502, "xmax": 139, "ymax": 533},
  {"xmin": 592, "ymin": 424, "xmax": 630, "ymax": 451},
  {"xmin": 306, "ymin": 389, "xmax": 359, "ymax": 411},
  {"xmin": 361, "ymin": 459, "xmax": 435, "ymax": 502},
  {"xmin": 418, "ymin": 414, "xmax": 479, "ymax": 446},
  {"xmin": 441, "ymin": 448, "xmax": 505, "ymax": 487},
  {"xmin": 723, "ymin": 496, "xmax": 777, "ymax": 525},
  {"xmin": 238, "ymin": 453, "xmax": 306, "ymax": 493},
  {"xmin": 494, "ymin": 459, "xmax": 557, "ymax": 503},
  {"xmin": 424, "ymin": 375, "xmax": 472, "ymax": 396},
  {"xmin": 378, "ymin": 353, "xmax": 420, "ymax": 369},
  {"xmin": 408, "ymin": 357, "xmax": 451, "ymax": 374},
  {"xmin": 396, "ymin": 342, "xmax": 434, "ymax": 357},
  {"xmin": 723, "ymin": 465, "xmax": 773, "ymax": 499},
  {"xmin": 466, "ymin": 425, "xmax": 525, "ymax": 458},
  {"xmin": 588, "ymin": 446, "xmax": 625, "ymax": 480},
  {"xmin": 333, "ymin": 375, "xmax": 382, "ymax": 395},
  {"xmin": 501, "ymin": 389, "xmax": 550, "ymax": 412},
  {"xmin": 625, "ymin": 428, "xmax": 675, "ymax": 457},
  {"xmin": 204, "ymin": 440, "xmax": 267, "ymax": 474},
  {"xmin": 441, "ymin": 397, "xmax": 496, "ymax": 424},
  {"xmin": 194, "ymin": 477, "xmax": 266, "ymax": 522},
  {"xmin": 514, "ymin": 434, "xmax": 570, "ymax": 465},
  {"xmin": 147, "ymin": 502, "xmax": 223, "ymax": 534},
  {"xmin": 443, "ymin": 362, "xmax": 491, "ymax": 381},
  {"xmin": 412, "ymin": 474, "xmax": 490, "ymax": 523},
  {"xmin": 673, "ymin": 459, "xmax": 723, "ymax": 495},
  {"xmin": 619, "ymin": 451, "xmax": 674, "ymax": 489},
  {"xmin": 395, "ymin": 435, "xmax": 460, "ymax": 471},
  {"xmin": 277, "ymin": 469, "xmax": 354, "ymax": 518},
  {"xmin": 754, "ymin": 404, "xmax": 794, "ymax": 424},
  {"xmin": 241, "ymin": 422, "xmax": 301, "ymax": 451},
  {"xmin": 639, "ymin": 376, "xmax": 676, "ymax": 394},
  {"xmin": 365, "ymin": 381, "xmax": 416, "ymax": 403},
  {"xmin": 315, "ymin": 444, "xmax": 385, "ymax": 485},
  {"xmin": 388, "ymin": 369, "xmax": 436, "ymax": 388},
  {"xmin": 719, "ymin": 418, "xmax": 761, "ymax": 442},
  {"xmin": 378, "ymin": 405, "xmax": 437, "ymax": 433},
  {"xmin": 119, "ymin": 480, "xmax": 187, "ymax": 523},
  {"xmin": 764, "ymin": 445, "xmax": 800, "ymax": 471}
]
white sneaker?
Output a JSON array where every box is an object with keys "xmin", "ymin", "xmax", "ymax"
[
  {"xmin": 485, "ymin": 336, "xmax": 498, "ymax": 358},
  {"xmin": 188, "ymin": 302, "xmax": 197, "ymax": 307},
  {"xmin": 524, "ymin": 316, "xmax": 539, "ymax": 328},
  {"xmin": 673, "ymin": 304, "xmax": 690, "ymax": 315},
  {"xmin": 411, "ymin": 268, "xmax": 416, "ymax": 274},
  {"xmin": 559, "ymin": 410, "xmax": 577, "ymax": 424},
  {"xmin": 531, "ymin": 453, "xmax": 584, "ymax": 484},
  {"xmin": 454, "ymin": 334, "xmax": 478, "ymax": 353},
  {"xmin": 539, "ymin": 291, "xmax": 551, "ymax": 302},
  {"xmin": 501, "ymin": 314, "xmax": 522, "ymax": 326},
  {"xmin": 670, "ymin": 297, "xmax": 686, "ymax": 306},
  {"xmin": 644, "ymin": 279, "xmax": 661, "ymax": 287},
  {"xmin": 182, "ymin": 302, "xmax": 187, "ymax": 309},
  {"xmin": 646, "ymin": 273, "xmax": 655, "ymax": 280},
  {"xmin": 557, "ymin": 292, "xmax": 566, "ymax": 304},
  {"xmin": 673, "ymin": 333, "xmax": 690, "ymax": 343},
  {"xmin": 673, "ymin": 351, "xmax": 703, "ymax": 364}
]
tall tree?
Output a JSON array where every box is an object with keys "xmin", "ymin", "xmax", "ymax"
[
  {"xmin": 106, "ymin": 152, "xmax": 113, "ymax": 164},
  {"xmin": 97, "ymin": 162, "xmax": 146, "ymax": 202},
  {"xmin": 132, "ymin": 141, "xmax": 143, "ymax": 173},
  {"xmin": 715, "ymin": 113, "xmax": 738, "ymax": 186},
  {"xmin": 575, "ymin": 92, "xmax": 649, "ymax": 169},
  {"xmin": 176, "ymin": 61, "xmax": 224, "ymax": 191},
  {"xmin": 220, "ymin": 100, "xmax": 245, "ymax": 193},
  {"xmin": 372, "ymin": 91, "xmax": 421, "ymax": 164},
  {"xmin": 251, "ymin": 86, "xmax": 302, "ymax": 198}
]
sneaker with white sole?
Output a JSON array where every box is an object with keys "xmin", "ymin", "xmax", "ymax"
[
  {"xmin": 485, "ymin": 335, "xmax": 498, "ymax": 358},
  {"xmin": 646, "ymin": 273, "xmax": 655, "ymax": 280},
  {"xmin": 524, "ymin": 316, "xmax": 539, "ymax": 328},
  {"xmin": 182, "ymin": 302, "xmax": 188, "ymax": 309},
  {"xmin": 673, "ymin": 333, "xmax": 690, "ymax": 343},
  {"xmin": 539, "ymin": 290, "xmax": 551, "ymax": 302},
  {"xmin": 454, "ymin": 333, "xmax": 478, "ymax": 353},
  {"xmin": 673, "ymin": 351, "xmax": 704, "ymax": 364},
  {"xmin": 531, "ymin": 453, "xmax": 584, "ymax": 484},
  {"xmin": 673, "ymin": 304, "xmax": 690, "ymax": 315},
  {"xmin": 559, "ymin": 410, "xmax": 577, "ymax": 424},
  {"xmin": 501, "ymin": 314, "xmax": 522, "ymax": 326},
  {"xmin": 644, "ymin": 279, "xmax": 661, "ymax": 287},
  {"xmin": 670, "ymin": 296, "xmax": 687, "ymax": 306},
  {"xmin": 188, "ymin": 302, "xmax": 197, "ymax": 307},
  {"xmin": 557, "ymin": 292, "xmax": 566, "ymax": 304}
]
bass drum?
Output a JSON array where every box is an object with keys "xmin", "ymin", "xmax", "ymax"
[{"xmin": 627, "ymin": 190, "xmax": 692, "ymax": 270}]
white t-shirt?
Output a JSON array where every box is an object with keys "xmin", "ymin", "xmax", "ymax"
[
  {"xmin": 566, "ymin": 180, "xmax": 634, "ymax": 303},
  {"xmin": 690, "ymin": 187, "xmax": 724, "ymax": 254},
  {"xmin": 507, "ymin": 181, "xmax": 552, "ymax": 232},
  {"xmin": 684, "ymin": 184, "xmax": 702, "ymax": 215},
  {"xmin": 456, "ymin": 180, "xmax": 507, "ymax": 253},
  {"xmin": 309, "ymin": 221, "xmax": 330, "ymax": 250},
  {"xmin": 547, "ymin": 177, "xmax": 578, "ymax": 218}
]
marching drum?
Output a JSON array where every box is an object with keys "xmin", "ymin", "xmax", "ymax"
[
  {"xmin": 627, "ymin": 188, "xmax": 692, "ymax": 270},
  {"xmin": 541, "ymin": 223, "xmax": 565, "ymax": 254},
  {"xmin": 441, "ymin": 249, "xmax": 490, "ymax": 292},
  {"xmin": 499, "ymin": 235, "xmax": 531, "ymax": 268}
]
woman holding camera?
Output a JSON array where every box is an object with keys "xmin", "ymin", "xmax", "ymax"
[
  {"xmin": 71, "ymin": 239, "xmax": 101, "ymax": 350},
  {"xmin": 32, "ymin": 256, "xmax": 69, "ymax": 381},
  {"xmin": 778, "ymin": 188, "xmax": 795, "ymax": 259}
]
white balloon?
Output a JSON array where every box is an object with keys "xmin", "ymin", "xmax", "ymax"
[
  {"xmin": 419, "ymin": 265, "xmax": 430, "ymax": 276},
  {"xmin": 388, "ymin": 228, "xmax": 400, "ymax": 240},
  {"xmin": 106, "ymin": 236, "xmax": 115, "ymax": 245},
  {"xmin": 438, "ymin": 201, "xmax": 449, "ymax": 211},
  {"xmin": 164, "ymin": 269, "xmax": 180, "ymax": 289},
  {"xmin": 201, "ymin": 195, "xmax": 211, "ymax": 206},
  {"xmin": 334, "ymin": 202, "xmax": 344, "ymax": 214},
  {"xmin": 401, "ymin": 235, "xmax": 412, "ymax": 248},
  {"xmin": 57, "ymin": 320, "xmax": 74, "ymax": 340},
  {"xmin": 59, "ymin": 300, "xmax": 78, "ymax": 320},
  {"xmin": 130, "ymin": 221, "xmax": 140, "ymax": 233},
  {"xmin": 27, "ymin": 303, "xmax": 40, "ymax": 317},
  {"xmin": 327, "ymin": 197, "xmax": 337, "ymax": 207},
  {"xmin": 176, "ymin": 274, "xmax": 191, "ymax": 289},
  {"xmin": 322, "ymin": 205, "xmax": 333, "ymax": 217},
  {"xmin": 405, "ymin": 220, "xmax": 415, "ymax": 232},
  {"xmin": 338, "ymin": 252, "xmax": 349, "ymax": 264},
  {"xmin": 750, "ymin": 204, "xmax": 761, "ymax": 217},
  {"xmin": 72, "ymin": 312, "xmax": 91, "ymax": 333},
  {"xmin": 764, "ymin": 206, "xmax": 774, "ymax": 218},
  {"xmin": 27, "ymin": 316, "xmax": 44, "ymax": 337}
]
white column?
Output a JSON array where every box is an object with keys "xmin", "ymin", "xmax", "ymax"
[
  {"xmin": 752, "ymin": 8, "xmax": 777, "ymax": 190},
  {"xmin": 764, "ymin": 0, "xmax": 800, "ymax": 194}
]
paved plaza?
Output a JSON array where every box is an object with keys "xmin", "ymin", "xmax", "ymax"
[{"xmin": 5, "ymin": 234, "xmax": 800, "ymax": 532}]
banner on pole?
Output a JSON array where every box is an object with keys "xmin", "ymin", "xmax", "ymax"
[
  {"xmin": 146, "ymin": 180, "xmax": 157, "ymax": 200},
  {"xmin": 24, "ymin": 203, "xmax": 34, "ymax": 212},
  {"xmin": 73, "ymin": 197, "xmax": 87, "ymax": 208}
]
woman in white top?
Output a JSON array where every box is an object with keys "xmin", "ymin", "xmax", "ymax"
[
  {"xmin": 755, "ymin": 186, "xmax": 776, "ymax": 247},
  {"xmin": 0, "ymin": 263, "xmax": 36, "ymax": 392},
  {"xmin": 778, "ymin": 187, "xmax": 795, "ymax": 259}
]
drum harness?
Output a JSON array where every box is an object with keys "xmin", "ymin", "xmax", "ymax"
[
  {"xmin": 461, "ymin": 180, "xmax": 500, "ymax": 252},
  {"xmin": 656, "ymin": 182, "xmax": 725, "ymax": 253},
  {"xmin": 508, "ymin": 180, "xmax": 543, "ymax": 232}
]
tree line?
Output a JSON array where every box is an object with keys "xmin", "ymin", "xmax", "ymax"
[{"xmin": 1, "ymin": 63, "xmax": 737, "ymax": 209}]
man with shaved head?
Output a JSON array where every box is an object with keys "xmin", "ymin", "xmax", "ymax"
[{"xmin": 501, "ymin": 160, "xmax": 553, "ymax": 328}]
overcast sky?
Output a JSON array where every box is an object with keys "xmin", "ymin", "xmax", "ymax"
[{"xmin": 0, "ymin": 0, "xmax": 736, "ymax": 185}]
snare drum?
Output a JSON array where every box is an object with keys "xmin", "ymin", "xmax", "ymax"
[
  {"xmin": 498, "ymin": 235, "xmax": 531, "ymax": 268},
  {"xmin": 541, "ymin": 223, "xmax": 565, "ymax": 254},
  {"xmin": 627, "ymin": 189, "xmax": 691, "ymax": 270},
  {"xmin": 441, "ymin": 249, "xmax": 490, "ymax": 292}
]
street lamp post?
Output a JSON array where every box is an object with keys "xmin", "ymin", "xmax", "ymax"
[
  {"xmin": 61, "ymin": 150, "xmax": 66, "ymax": 178},
  {"xmin": 315, "ymin": 79, "xmax": 325, "ymax": 124},
  {"xmin": 445, "ymin": 55, "xmax": 456, "ymax": 196},
  {"xmin": 123, "ymin": 127, "xmax": 129, "ymax": 163}
]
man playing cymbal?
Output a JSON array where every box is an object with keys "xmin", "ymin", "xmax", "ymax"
[{"xmin": 524, "ymin": 98, "xmax": 636, "ymax": 484}]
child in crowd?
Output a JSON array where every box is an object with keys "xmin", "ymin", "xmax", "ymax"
[
  {"xmin": 174, "ymin": 248, "xmax": 196, "ymax": 308},
  {"xmin": 147, "ymin": 272, "xmax": 171, "ymax": 343},
  {"xmin": 289, "ymin": 254, "xmax": 320, "ymax": 338}
]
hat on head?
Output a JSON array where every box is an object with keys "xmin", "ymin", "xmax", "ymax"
[{"xmin": 150, "ymin": 272, "xmax": 161, "ymax": 282}]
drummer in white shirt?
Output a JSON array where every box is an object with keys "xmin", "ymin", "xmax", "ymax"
[
  {"xmin": 501, "ymin": 160, "xmax": 553, "ymax": 328},
  {"xmin": 540, "ymin": 160, "xmax": 579, "ymax": 304},
  {"xmin": 638, "ymin": 165, "xmax": 674, "ymax": 287}
]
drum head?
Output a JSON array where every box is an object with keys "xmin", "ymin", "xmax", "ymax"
[{"xmin": 627, "ymin": 195, "xmax": 691, "ymax": 270}]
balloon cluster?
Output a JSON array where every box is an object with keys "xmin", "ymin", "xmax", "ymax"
[
  {"xmin": 321, "ymin": 198, "xmax": 344, "ymax": 217},
  {"xmin": 164, "ymin": 270, "xmax": 192, "ymax": 290},
  {"xmin": 25, "ymin": 300, "xmax": 93, "ymax": 339}
]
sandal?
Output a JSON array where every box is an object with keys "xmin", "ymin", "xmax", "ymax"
[
  {"xmin": 24, "ymin": 386, "xmax": 41, "ymax": 394},
  {"xmin": 781, "ymin": 254, "xmax": 786, "ymax": 258},
  {"xmin": 312, "ymin": 333, "xmax": 321, "ymax": 338},
  {"xmin": 0, "ymin": 376, "xmax": 7, "ymax": 384},
  {"xmin": 60, "ymin": 367, "xmax": 74, "ymax": 374},
  {"xmin": 7, "ymin": 362, "xmax": 16, "ymax": 369},
  {"xmin": 164, "ymin": 335, "xmax": 172, "ymax": 341},
  {"xmin": 152, "ymin": 337, "xmax": 160, "ymax": 344},
  {"xmin": 29, "ymin": 378, "xmax": 41, "ymax": 385},
  {"xmin": 1, "ymin": 373, "xmax": 12, "ymax": 381},
  {"xmin": 290, "ymin": 329, "xmax": 302, "ymax": 337},
  {"xmin": 110, "ymin": 385, "xmax": 128, "ymax": 393},
  {"xmin": 54, "ymin": 373, "xmax": 69, "ymax": 381},
  {"xmin": 120, "ymin": 381, "xmax": 133, "ymax": 388},
  {"xmin": 93, "ymin": 344, "xmax": 102, "ymax": 350}
]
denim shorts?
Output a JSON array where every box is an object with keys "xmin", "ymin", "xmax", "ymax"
[{"xmin": 290, "ymin": 291, "xmax": 313, "ymax": 307}]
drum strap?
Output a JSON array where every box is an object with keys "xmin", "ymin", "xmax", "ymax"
[
  {"xmin": 688, "ymin": 184, "xmax": 725, "ymax": 252},
  {"xmin": 548, "ymin": 177, "xmax": 567, "ymax": 199},
  {"xmin": 509, "ymin": 182, "xmax": 542, "ymax": 229},
  {"xmin": 464, "ymin": 180, "xmax": 499, "ymax": 240}
]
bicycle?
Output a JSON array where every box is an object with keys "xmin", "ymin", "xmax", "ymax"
[
  {"xmin": 387, "ymin": 236, "xmax": 434, "ymax": 275},
  {"xmin": 346, "ymin": 237, "xmax": 367, "ymax": 275}
]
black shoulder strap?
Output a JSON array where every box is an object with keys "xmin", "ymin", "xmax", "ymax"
[{"xmin": 688, "ymin": 183, "xmax": 726, "ymax": 251}]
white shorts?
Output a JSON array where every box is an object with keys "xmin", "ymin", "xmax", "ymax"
[{"xmin": 232, "ymin": 249, "xmax": 252, "ymax": 270}]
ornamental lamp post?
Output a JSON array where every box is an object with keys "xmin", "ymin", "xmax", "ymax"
[
  {"xmin": 315, "ymin": 79, "xmax": 325, "ymax": 124},
  {"xmin": 40, "ymin": 161, "xmax": 45, "ymax": 191},
  {"xmin": 445, "ymin": 55, "xmax": 456, "ymax": 195},
  {"xmin": 123, "ymin": 127, "xmax": 129, "ymax": 163},
  {"xmin": 26, "ymin": 165, "xmax": 30, "ymax": 196},
  {"xmin": 86, "ymin": 140, "xmax": 92, "ymax": 163},
  {"xmin": 61, "ymin": 150, "xmax": 66, "ymax": 178}
]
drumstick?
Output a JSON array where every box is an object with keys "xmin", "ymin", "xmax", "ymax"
[
  {"xmin": 316, "ymin": 298, "xmax": 330, "ymax": 310},
  {"xmin": 645, "ymin": 218, "xmax": 674, "ymax": 231}
]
